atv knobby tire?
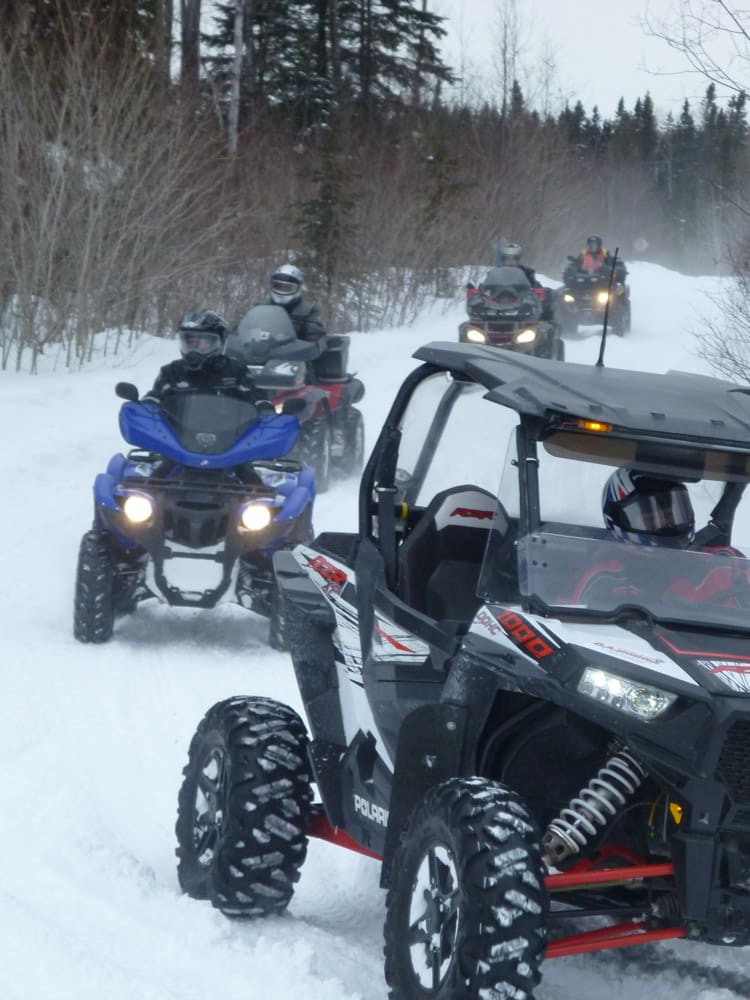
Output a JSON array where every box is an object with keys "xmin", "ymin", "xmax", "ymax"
[
  {"xmin": 73, "ymin": 529, "xmax": 116, "ymax": 643},
  {"xmin": 176, "ymin": 696, "xmax": 312, "ymax": 917},
  {"xmin": 384, "ymin": 777, "xmax": 547, "ymax": 999},
  {"xmin": 297, "ymin": 418, "xmax": 332, "ymax": 494},
  {"xmin": 343, "ymin": 408, "xmax": 365, "ymax": 475}
]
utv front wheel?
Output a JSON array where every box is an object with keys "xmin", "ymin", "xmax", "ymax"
[
  {"xmin": 73, "ymin": 529, "xmax": 116, "ymax": 642},
  {"xmin": 384, "ymin": 778, "xmax": 547, "ymax": 999},
  {"xmin": 176, "ymin": 696, "xmax": 312, "ymax": 916}
]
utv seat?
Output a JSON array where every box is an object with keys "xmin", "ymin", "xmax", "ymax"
[{"xmin": 397, "ymin": 485, "xmax": 517, "ymax": 621}]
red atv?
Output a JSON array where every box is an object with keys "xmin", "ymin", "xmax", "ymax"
[{"xmin": 226, "ymin": 304, "xmax": 365, "ymax": 492}]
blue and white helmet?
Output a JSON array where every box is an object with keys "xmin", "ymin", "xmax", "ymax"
[{"xmin": 602, "ymin": 468, "xmax": 695, "ymax": 547}]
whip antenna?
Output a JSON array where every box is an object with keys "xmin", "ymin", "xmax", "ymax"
[{"xmin": 595, "ymin": 247, "xmax": 620, "ymax": 368}]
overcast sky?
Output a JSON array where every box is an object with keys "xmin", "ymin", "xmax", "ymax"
[{"xmin": 430, "ymin": 0, "xmax": 739, "ymax": 120}]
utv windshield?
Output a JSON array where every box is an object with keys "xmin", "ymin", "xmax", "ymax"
[
  {"xmin": 158, "ymin": 391, "xmax": 260, "ymax": 454},
  {"xmin": 479, "ymin": 425, "xmax": 750, "ymax": 632},
  {"xmin": 515, "ymin": 530, "xmax": 750, "ymax": 631}
]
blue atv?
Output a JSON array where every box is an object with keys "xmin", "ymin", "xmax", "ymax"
[{"xmin": 73, "ymin": 382, "xmax": 314, "ymax": 647}]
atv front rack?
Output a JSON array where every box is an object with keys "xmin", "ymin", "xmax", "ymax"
[{"xmin": 307, "ymin": 808, "xmax": 687, "ymax": 958}]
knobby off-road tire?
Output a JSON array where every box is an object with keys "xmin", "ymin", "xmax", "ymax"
[
  {"xmin": 176, "ymin": 696, "xmax": 312, "ymax": 917},
  {"xmin": 73, "ymin": 529, "xmax": 116, "ymax": 643},
  {"xmin": 384, "ymin": 777, "xmax": 547, "ymax": 999},
  {"xmin": 343, "ymin": 408, "xmax": 365, "ymax": 476},
  {"xmin": 297, "ymin": 418, "xmax": 332, "ymax": 494}
]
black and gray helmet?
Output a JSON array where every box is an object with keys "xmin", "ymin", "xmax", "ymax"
[{"xmin": 178, "ymin": 310, "xmax": 228, "ymax": 370}]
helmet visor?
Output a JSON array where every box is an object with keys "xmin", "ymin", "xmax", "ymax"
[
  {"xmin": 271, "ymin": 278, "xmax": 300, "ymax": 296},
  {"xmin": 179, "ymin": 331, "xmax": 222, "ymax": 356},
  {"xmin": 618, "ymin": 487, "xmax": 693, "ymax": 537},
  {"xmin": 587, "ymin": 238, "xmax": 602, "ymax": 252}
]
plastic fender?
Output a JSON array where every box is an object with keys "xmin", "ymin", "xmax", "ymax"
[
  {"xmin": 120, "ymin": 401, "xmax": 300, "ymax": 468},
  {"xmin": 230, "ymin": 417, "xmax": 300, "ymax": 463},
  {"xmin": 105, "ymin": 452, "xmax": 127, "ymax": 482},
  {"xmin": 94, "ymin": 472, "xmax": 121, "ymax": 512},
  {"xmin": 274, "ymin": 486, "xmax": 313, "ymax": 522},
  {"xmin": 298, "ymin": 465, "xmax": 315, "ymax": 493},
  {"xmin": 300, "ymin": 387, "xmax": 331, "ymax": 423},
  {"xmin": 119, "ymin": 401, "xmax": 178, "ymax": 452}
]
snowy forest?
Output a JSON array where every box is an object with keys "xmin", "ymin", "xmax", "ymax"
[{"xmin": 2, "ymin": 0, "xmax": 749, "ymax": 370}]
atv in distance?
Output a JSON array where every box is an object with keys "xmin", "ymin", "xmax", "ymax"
[
  {"xmin": 460, "ymin": 264, "xmax": 564, "ymax": 359},
  {"xmin": 74, "ymin": 382, "xmax": 314, "ymax": 647},
  {"xmin": 176, "ymin": 344, "xmax": 750, "ymax": 998},
  {"xmin": 557, "ymin": 255, "xmax": 631, "ymax": 336},
  {"xmin": 226, "ymin": 304, "xmax": 365, "ymax": 493}
]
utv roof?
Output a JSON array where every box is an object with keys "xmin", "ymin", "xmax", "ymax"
[{"xmin": 413, "ymin": 342, "xmax": 750, "ymax": 448}]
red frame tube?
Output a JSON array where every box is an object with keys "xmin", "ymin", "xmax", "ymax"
[
  {"xmin": 546, "ymin": 923, "xmax": 687, "ymax": 958},
  {"xmin": 545, "ymin": 862, "xmax": 675, "ymax": 890},
  {"xmin": 306, "ymin": 812, "xmax": 687, "ymax": 958}
]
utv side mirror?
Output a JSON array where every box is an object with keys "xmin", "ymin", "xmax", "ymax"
[
  {"xmin": 282, "ymin": 396, "xmax": 307, "ymax": 416},
  {"xmin": 115, "ymin": 381, "xmax": 139, "ymax": 401}
]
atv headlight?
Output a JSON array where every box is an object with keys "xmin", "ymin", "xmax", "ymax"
[
  {"xmin": 514, "ymin": 328, "xmax": 537, "ymax": 345},
  {"xmin": 578, "ymin": 667, "xmax": 676, "ymax": 721},
  {"xmin": 122, "ymin": 493, "xmax": 154, "ymax": 524},
  {"xmin": 465, "ymin": 326, "xmax": 487, "ymax": 344},
  {"xmin": 563, "ymin": 293, "xmax": 575, "ymax": 304},
  {"xmin": 596, "ymin": 290, "xmax": 610, "ymax": 305},
  {"xmin": 274, "ymin": 401, "xmax": 284, "ymax": 414},
  {"xmin": 239, "ymin": 502, "xmax": 273, "ymax": 531}
]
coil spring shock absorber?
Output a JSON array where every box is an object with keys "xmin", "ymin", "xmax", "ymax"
[{"xmin": 542, "ymin": 748, "xmax": 646, "ymax": 866}]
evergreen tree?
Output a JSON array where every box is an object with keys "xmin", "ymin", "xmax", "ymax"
[
  {"xmin": 559, "ymin": 100, "xmax": 586, "ymax": 147},
  {"xmin": 294, "ymin": 125, "xmax": 356, "ymax": 304},
  {"xmin": 203, "ymin": 0, "xmax": 454, "ymax": 128},
  {"xmin": 3, "ymin": 0, "xmax": 158, "ymax": 67},
  {"xmin": 636, "ymin": 92, "xmax": 658, "ymax": 164}
]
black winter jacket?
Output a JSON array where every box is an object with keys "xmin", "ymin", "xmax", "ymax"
[
  {"xmin": 265, "ymin": 297, "xmax": 327, "ymax": 346},
  {"xmin": 144, "ymin": 354, "xmax": 257, "ymax": 403}
]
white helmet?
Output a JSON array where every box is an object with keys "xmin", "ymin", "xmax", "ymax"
[
  {"xmin": 500, "ymin": 241, "xmax": 522, "ymax": 265},
  {"xmin": 270, "ymin": 263, "xmax": 303, "ymax": 306}
]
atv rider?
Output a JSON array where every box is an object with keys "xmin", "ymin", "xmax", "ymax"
[
  {"xmin": 266, "ymin": 264, "xmax": 327, "ymax": 351},
  {"xmin": 568, "ymin": 469, "xmax": 750, "ymax": 607},
  {"xmin": 496, "ymin": 241, "xmax": 541, "ymax": 287},
  {"xmin": 144, "ymin": 310, "xmax": 258, "ymax": 403},
  {"xmin": 565, "ymin": 235, "xmax": 627, "ymax": 282},
  {"xmin": 471, "ymin": 241, "xmax": 555, "ymax": 322},
  {"xmin": 499, "ymin": 241, "xmax": 555, "ymax": 322}
]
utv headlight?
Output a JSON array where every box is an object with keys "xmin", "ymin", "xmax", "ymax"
[
  {"xmin": 563, "ymin": 293, "xmax": 575, "ymax": 304},
  {"xmin": 240, "ymin": 502, "xmax": 273, "ymax": 531},
  {"xmin": 122, "ymin": 493, "xmax": 154, "ymax": 524},
  {"xmin": 514, "ymin": 328, "xmax": 537, "ymax": 345},
  {"xmin": 578, "ymin": 667, "xmax": 677, "ymax": 721},
  {"xmin": 274, "ymin": 401, "xmax": 284, "ymax": 414},
  {"xmin": 596, "ymin": 290, "xmax": 610, "ymax": 305}
]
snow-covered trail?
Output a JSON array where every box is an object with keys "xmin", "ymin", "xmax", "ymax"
[{"xmin": 2, "ymin": 267, "xmax": 748, "ymax": 999}]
